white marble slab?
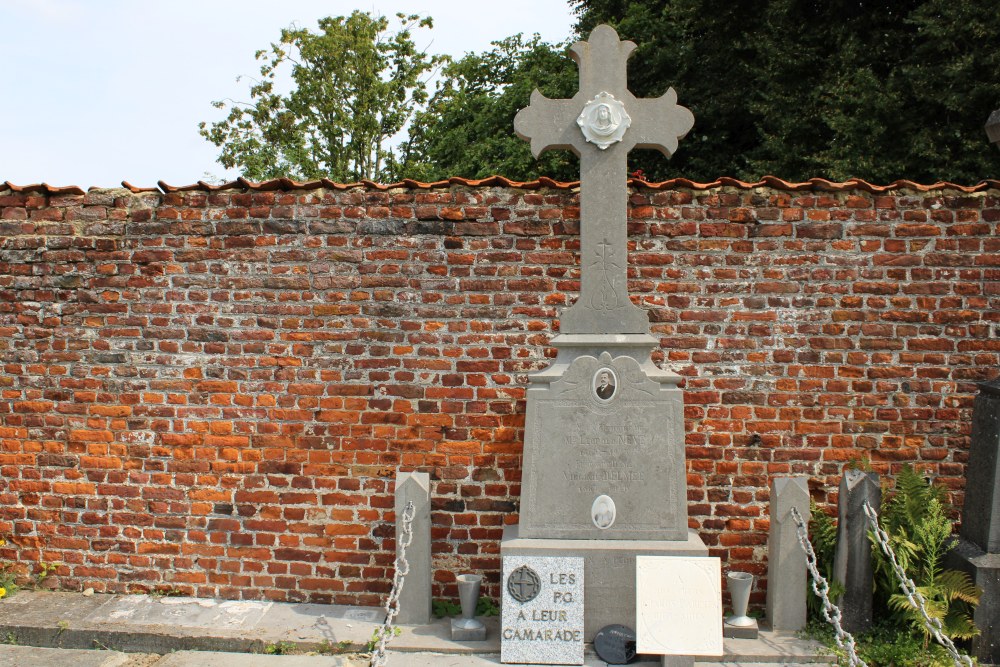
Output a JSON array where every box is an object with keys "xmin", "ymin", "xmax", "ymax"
[{"xmin": 635, "ymin": 556, "xmax": 723, "ymax": 656}]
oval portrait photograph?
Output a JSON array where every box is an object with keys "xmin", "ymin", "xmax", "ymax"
[
  {"xmin": 593, "ymin": 367, "xmax": 617, "ymax": 401},
  {"xmin": 591, "ymin": 494, "xmax": 616, "ymax": 529}
]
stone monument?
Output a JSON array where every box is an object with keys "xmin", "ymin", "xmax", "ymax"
[
  {"xmin": 947, "ymin": 377, "xmax": 1000, "ymax": 664},
  {"xmin": 500, "ymin": 23, "xmax": 708, "ymax": 646}
]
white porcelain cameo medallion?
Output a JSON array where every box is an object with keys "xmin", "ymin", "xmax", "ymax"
[
  {"xmin": 591, "ymin": 494, "xmax": 616, "ymax": 529},
  {"xmin": 577, "ymin": 91, "xmax": 631, "ymax": 149}
]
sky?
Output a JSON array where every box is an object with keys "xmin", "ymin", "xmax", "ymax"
[{"xmin": 0, "ymin": 0, "xmax": 577, "ymax": 190}]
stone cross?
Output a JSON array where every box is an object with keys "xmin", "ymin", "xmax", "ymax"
[{"xmin": 514, "ymin": 24, "xmax": 694, "ymax": 335}]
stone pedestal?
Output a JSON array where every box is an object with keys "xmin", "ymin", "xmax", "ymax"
[
  {"xmin": 946, "ymin": 377, "xmax": 1000, "ymax": 663},
  {"xmin": 833, "ymin": 470, "xmax": 880, "ymax": 634},
  {"xmin": 765, "ymin": 476, "xmax": 810, "ymax": 632},
  {"xmin": 962, "ymin": 379, "xmax": 1000, "ymax": 554},
  {"xmin": 394, "ymin": 471, "xmax": 431, "ymax": 625},
  {"xmin": 501, "ymin": 524, "xmax": 708, "ymax": 639},
  {"xmin": 947, "ymin": 539, "xmax": 1000, "ymax": 664}
]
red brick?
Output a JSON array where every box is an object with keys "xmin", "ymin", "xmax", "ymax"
[{"xmin": 0, "ymin": 183, "xmax": 989, "ymax": 610}]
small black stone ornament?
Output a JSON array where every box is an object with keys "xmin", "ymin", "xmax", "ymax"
[{"xmin": 594, "ymin": 624, "xmax": 637, "ymax": 664}]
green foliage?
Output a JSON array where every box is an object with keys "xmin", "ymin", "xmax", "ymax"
[
  {"xmin": 432, "ymin": 598, "xmax": 462, "ymax": 618},
  {"xmin": 806, "ymin": 501, "xmax": 844, "ymax": 622},
  {"xmin": 35, "ymin": 561, "xmax": 59, "ymax": 586},
  {"xmin": 433, "ymin": 595, "xmax": 500, "ymax": 618},
  {"xmin": 315, "ymin": 639, "xmax": 353, "ymax": 655},
  {"xmin": 0, "ymin": 538, "xmax": 18, "ymax": 600},
  {"xmin": 810, "ymin": 618, "xmax": 956, "ymax": 667},
  {"xmin": 199, "ymin": 11, "xmax": 445, "ymax": 182},
  {"xmin": 476, "ymin": 595, "xmax": 500, "ymax": 617},
  {"xmin": 366, "ymin": 626, "xmax": 401, "ymax": 652},
  {"xmin": 402, "ymin": 34, "xmax": 579, "ymax": 181},
  {"xmin": 875, "ymin": 466, "xmax": 980, "ymax": 645},
  {"xmin": 572, "ymin": 0, "xmax": 1000, "ymax": 182},
  {"xmin": 263, "ymin": 640, "xmax": 297, "ymax": 655}
]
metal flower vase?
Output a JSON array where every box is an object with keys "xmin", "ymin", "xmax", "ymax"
[
  {"xmin": 726, "ymin": 571, "xmax": 755, "ymax": 627},
  {"xmin": 451, "ymin": 574, "xmax": 486, "ymax": 641}
]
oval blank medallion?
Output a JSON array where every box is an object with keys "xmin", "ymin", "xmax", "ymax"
[{"xmin": 591, "ymin": 494, "xmax": 616, "ymax": 529}]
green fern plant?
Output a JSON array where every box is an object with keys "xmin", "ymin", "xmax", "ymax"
[
  {"xmin": 806, "ymin": 500, "xmax": 845, "ymax": 621},
  {"xmin": 874, "ymin": 466, "xmax": 980, "ymax": 646}
]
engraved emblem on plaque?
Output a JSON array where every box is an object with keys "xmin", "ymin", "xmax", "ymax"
[
  {"xmin": 507, "ymin": 565, "xmax": 542, "ymax": 603},
  {"xmin": 576, "ymin": 91, "xmax": 631, "ymax": 149},
  {"xmin": 592, "ymin": 494, "xmax": 617, "ymax": 529}
]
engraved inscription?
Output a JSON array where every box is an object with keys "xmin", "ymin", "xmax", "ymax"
[{"xmin": 589, "ymin": 238, "xmax": 623, "ymax": 312}]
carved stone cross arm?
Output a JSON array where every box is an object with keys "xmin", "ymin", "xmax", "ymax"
[{"xmin": 514, "ymin": 25, "xmax": 693, "ymax": 335}]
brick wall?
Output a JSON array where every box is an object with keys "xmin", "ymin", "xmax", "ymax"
[{"xmin": 0, "ymin": 182, "xmax": 997, "ymax": 607}]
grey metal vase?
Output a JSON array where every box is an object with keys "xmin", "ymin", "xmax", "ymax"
[
  {"xmin": 455, "ymin": 574, "xmax": 485, "ymax": 630},
  {"xmin": 726, "ymin": 571, "xmax": 755, "ymax": 627}
]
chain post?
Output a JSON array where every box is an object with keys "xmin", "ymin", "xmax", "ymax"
[
  {"xmin": 789, "ymin": 505, "xmax": 869, "ymax": 667},
  {"xmin": 369, "ymin": 500, "xmax": 415, "ymax": 667},
  {"xmin": 862, "ymin": 501, "xmax": 973, "ymax": 667}
]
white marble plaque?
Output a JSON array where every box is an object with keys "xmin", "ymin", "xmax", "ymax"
[
  {"xmin": 501, "ymin": 556, "xmax": 585, "ymax": 665},
  {"xmin": 635, "ymin": 556, "xmax": 723, "ymax": 656}
]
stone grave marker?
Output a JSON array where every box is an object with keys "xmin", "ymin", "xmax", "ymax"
[
  {"xmin": 394, "ymin": 470, "xmax": 431, "ymax": 625},
  {"xmin": 947, "ymin": 377, "xmax": 1000, "ymax": 664},
  {"xmin": 501, "ymin": 22, "xmax": 707, "ymax": 643},
  {"xmin": 765, "ymin": 476, "xmax": 810, "ymax": 632},
  {"xmin": 501, "ymin": 555, "xmax": 585, "ymax": 665},
  {"xmin": 833, "ymin": 470, "xmax": 879, "ymax": 633},
  {"xmin": 635, "ymin": 556, "xmax": 723, "ymax": 658}
]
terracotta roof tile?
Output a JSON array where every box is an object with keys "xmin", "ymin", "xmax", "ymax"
[
  {"xmin": 2, "ymin": 181, "xmax": 86, "ymax": 196},
  {"xmin": 4, "ymin": 176, "xmax": 1000, "ymax": 196}
]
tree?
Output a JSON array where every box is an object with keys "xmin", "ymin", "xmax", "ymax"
[
  {"xmin": 571, "ymin": 0, "xmax": 1000, "ymax": 183},
  {"xmin": 401, "ymin": 34, "xmax": 579, "ymax": 182},
  {"xmin": 199, "ymin": 12, "xmax": 444, "ymax": 182}
]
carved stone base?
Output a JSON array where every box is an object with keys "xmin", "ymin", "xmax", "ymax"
[
  {"xmin": 723, "ymin": 618, "xmax": 759, "ymax": 640},
  {"xmin": 501, "ymin": 524, "xmax": 708, "ymax": 640}
]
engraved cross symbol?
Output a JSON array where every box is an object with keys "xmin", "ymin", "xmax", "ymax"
[
  {"xmin": 514, "ymin": 25, "xmax": 694, "ymax": 334},
  {"xmin": 507, "ymin": 565, "xmax": 541, "ymax": 603}
]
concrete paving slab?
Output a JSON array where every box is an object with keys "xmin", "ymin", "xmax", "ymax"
[
  {"xmin": 0, "ymin": 592, "xmax": 834, "ymax": 664},
  {"xmin": 0, "ymin": 591, "xmax": 118, "ymax": 626},
  {"xmin": 151, "ymin": 651, "xmax": 361, "ymax": 667},
  {"xmin": 381, "ymin": 650, "xmax": 661, "ymax": 666},
  {"xmin": 94, "ymin": 596, "xmax": 272, "ymax": 632},
  {"xmin": 256, "ymin": 602, "xmax": 381, "ymax": 648},
  {"xmin": 721, "ymin": 631, "xmax": 832, "ymax": 662},
  {"xmin": 0, "ymin": 644, "xmax": 157, "ymax": 667}
]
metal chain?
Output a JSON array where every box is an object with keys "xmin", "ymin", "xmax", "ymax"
[
  {"xmin": 369, "ymin": 500, "xmax": 415, "ymax": 667},
  {"xmin": 789, "ymin": 505, "xmax": 868, "ymax": 667},
  {"xmin": 862, "ymin": 501, "xmax": 973, "ymax": 667}
]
